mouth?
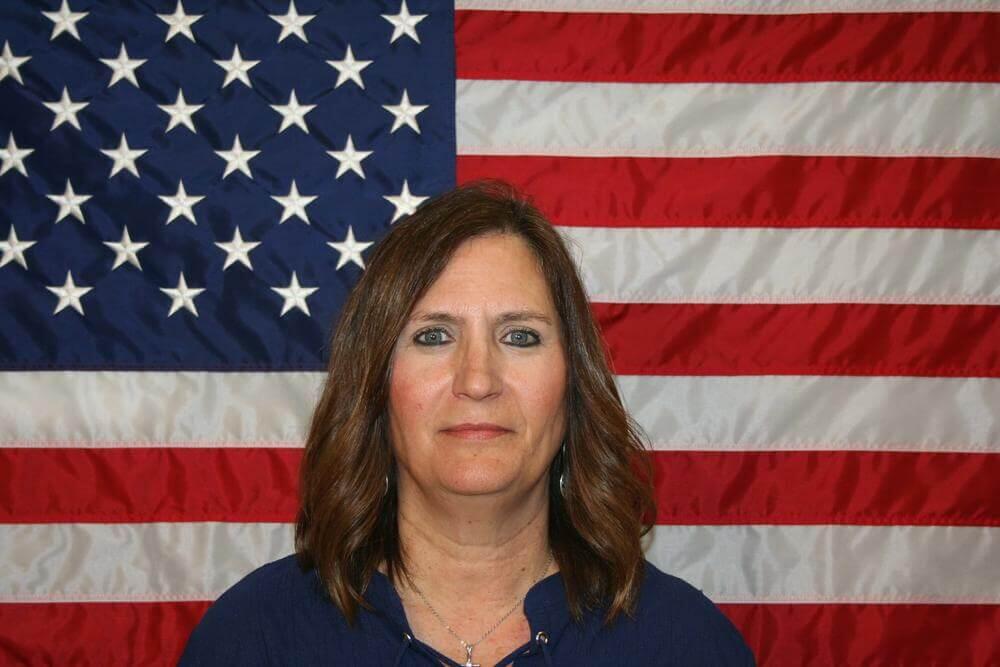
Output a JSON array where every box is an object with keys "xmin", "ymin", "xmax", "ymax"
[{"xmin": 440, "ymin": 423, "xmax": 513, "ymax": 440}]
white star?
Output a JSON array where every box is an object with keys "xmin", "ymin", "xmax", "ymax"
[
  {"xmin": 272, "ymin": 180, "xmax": 316, "ymax": 224},
  {"xmin": 158, "ymin": 0, "xmax": 202, "ymax": 43},
  {"xmin": 327, "ymin": 226, "xmax": 373, "ymax": 270},
  {"xmin": 215, "ymin": 227, "xmax": 260, "ymax": 271},
  {"xmin": 47, "ymin": 271, "xmax": 92, "ymax": 315},
  {"xmin": 382, "ymin": 0, "xmax": 427, "ymax": 44},
  {"xmin": 100, "ymin": 43, "xmax": 146, "ymax": 88},
  {"xmin": 47, "ymin": 179, "xmax": 91, "ymax": 223},
  {"xmin": 0, "ymin": 226, "xmax": 36, "ymax": 270},
  {"xmin": 159, "ymin": 181, "xmax": 204, "ymax": 225},
  {"xmin": 384, "ymin": 179, "xmax": 427, "ymax": 223},
  {"xmin": 271, "ymin": 90, "xmax": 315, "ymax": 133},
  {"xmin": 42, "ymin": 0, "xmax": 88, "ymax": 42},
  {"xmin": 0, "ymin": 41, "xmax": 31, "ymax": 85},
  {"xmin": 215, "ymin": 135, "xmax": 259, "ymax": 179},
  {"xmin": 159, "ymin": 89, "xmax": 203, "ymax": 133},
  {"xmin": 160, "ymin": 272, "xmax": 205, "ymax": 317},
  {"xmin": 100, "ymin": 133, "xmax": 147, "ymax": 178},
  {"xmin": 214, "ymin": 45, "xmax": 259, "ymax": 88},
  {"xmin": 271, "ymin": 271, "xmax": 318, "ymax": 316},
  {"xmin": 382, "ymin": 89, "xmax": 427, "ymax": 134},
  {"xmin": 327, "ymin": 135, "xmax": 372, "ymax": 180},
  {"xmin": 327, "ymin": 45, "xmax": 372, "ymax": 89},
  {"xmin": 270, "ymin": 1, "xmax": 315, "ymax": 43},
  {"xmin": 103, "ymin": 226, "xmax": 149, "ymax": 271},
  {"xmin": 0, "ymin": 134, "xmax": 33, "ymax": 177},
  {"xmin": 43, "ymin": 87, "xmax": 88, "ymax": 131}
]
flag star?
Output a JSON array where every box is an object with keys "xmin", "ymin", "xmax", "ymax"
[
  {"xmin": 103, "ymin": 226, "xmax": 149, "ymax": 271},
  {"xmin": 382, "ymin": 0, "xmax": 427, "ymax": 44},
  {"xmin": 46, "ymin": 271, "xmax": 92, "ymax": 315},
  {"xmin": 101, "ymin": 134, "xmax": 147, "ymax": 178},
  {"xmin": 272, "ymin": 180, "xmax": 317, "ymax": 224},
  {"xmin": 382, "ymin": 90, "xmax": 427, "ymax": 134},
  {"xmin": 215, "ymin": 227, "xmax": 260, "ymax": 271},
  {"xmin": 271, "ymin": 271, "xmax": 318, "ymax": 316},
  {"xmin": 327, "ymin": 226, "xmax": 373, "ymax": 270},
  {"xmin": 42, "ymin": 0, "xmax": 88, "ymax": 42},
  {"xmin": 215, "ymin": 135, "xmax": 260, "ymax": 179},
  {"xmin": 159, "ymin": 181, "xmax": 204, "ymax": 225},
  {"xmin": 0, "ymin": 226, "xmax": 36, "ymax": 270},
  {"xmin": 384, "ymin": 179, "xmax": 428, "ymax": 223},
  {"xmin": 0, "ymin": 134, "xmax": 33, "ymax": 177},
  {"xmin": 100, "ymin": 43, "xmax": 146, "ymax": 88},
  {"xmin": 160, "ymin": 272, "xmax": 205, "ymax": 317},
  {"xmin": 43, "ymin": 87, "xmax": 88, "ymax": 131},
  {"xmin": 0, "ymin": 41, "xmax": 31, "ymax": 85},
  {"xmin": 159, "ymin": 89, "xmax": 203, "ymax": 133},
  {"xmin": 158, "ymin": 0, "xmax": 202, "ymax": 43},
  {"xmin": 47, "ymin": 179, "xmax": 91, "ymax": 223},
  {"xmin": 214, "ymin": 45, "xmax": 259, "ymax": 88},
  {"xmin": 270, "ymin": 1, "xmax": 315, "ymax": 43},
  {"xmin": 327, "ymin": 45, "xmax": 372, "ymax": 89},
  {"xmin": 327, "ymin": 135, "xmax": 372, "ymax": 180},
  {"xmin": 271, "ymin": 90, "xmax": 315, "ymax": 134}
]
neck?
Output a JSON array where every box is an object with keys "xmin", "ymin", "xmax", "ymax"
[{"xmin": 391, "ymin": 476, "xmax": 554, "ymax": 613}]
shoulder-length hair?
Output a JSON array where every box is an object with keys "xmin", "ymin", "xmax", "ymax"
[{"xmin": 295, "ymin": 181, "xmax": 655, "ymax": 624}]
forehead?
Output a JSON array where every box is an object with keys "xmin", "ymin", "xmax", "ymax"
[{"xmin": 414, "ymin": 234, "xmax": 555, "ymax": 313}]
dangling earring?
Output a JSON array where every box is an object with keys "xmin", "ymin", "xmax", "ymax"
[{"xmin": 558, "ymin": 441, "xmax": 567, "ymax": 496}]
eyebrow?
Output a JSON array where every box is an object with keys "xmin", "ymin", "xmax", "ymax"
[{"xmin": 410, "ymin": 310, "xmax": 554, "ymax": 326}]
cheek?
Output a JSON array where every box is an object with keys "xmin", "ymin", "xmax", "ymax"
[{"xmin": 388, "ymin": 356, "xmax": 433, "ymax": 430}]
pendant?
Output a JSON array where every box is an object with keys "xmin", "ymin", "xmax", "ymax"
[{"xmin": 462, "ymin": 643, "xmax": 480, "ymax": 667}]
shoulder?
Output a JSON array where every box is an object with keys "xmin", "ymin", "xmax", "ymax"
[
  {"xmin": 178, "ymin": 555, "xmax": 333, "ymax": 666},
  {"xmin": 633, "ymin": 560, "xmax": 756, "ymax": 666}
]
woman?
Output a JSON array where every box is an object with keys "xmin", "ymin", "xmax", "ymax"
[{"xmin": 180, "ymin": 182, "xmax": 754, "ymax": 666}]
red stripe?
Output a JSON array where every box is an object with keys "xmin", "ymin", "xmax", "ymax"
[
  {"xmin": 0, "ymin": 448, "xmax": 301, "ymax": 524},
  {"xmin": 0, "ymin": 601, "xmax": 210, "ymax": 666},
  {"xmin": 4, "ymin": 448, "xmax": 997, "ymax": 526},
  {"xmin": 652, "ymin": 451, "xmax": 1000, "ymax": 527},
  {"xmin": 456, "ymin": 11, "xmax": 1000, "ymax": 83},
  {"xmin": 457, "ymin": 155, "xmax": 1000, "ymax": 229},
  {"xmin": 720, "ymin": 603, "xmax": 1000, "ymax": 666},
  {"xmin": 1, "ymin": 601, "xmax": 996, "ymax": 665},
  {"xmin": 593, "ymin": 303, "xmax": 1000, "ymax": 377}
]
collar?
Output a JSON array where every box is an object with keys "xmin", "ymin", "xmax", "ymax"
[{"xmin": 364, "ymin": 569, "xmax": 576, "ymax": 664}]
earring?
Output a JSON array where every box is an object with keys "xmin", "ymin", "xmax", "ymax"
[
  {"xmin": 558, "ymin": 441, "xmax": 567, "ymax": 496},
  {"xmin": 384, "ymin": 473, "xmax": 389, "ymax": 497}
]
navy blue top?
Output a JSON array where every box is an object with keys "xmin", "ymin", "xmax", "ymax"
[{"xmin": 179, "ymin": 555, "xmax": 755, "ymax": 666}]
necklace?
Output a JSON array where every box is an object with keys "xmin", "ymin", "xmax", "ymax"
[{"xmin": 404, "ymin": 550, "xmax": 554, "ymax": 667}]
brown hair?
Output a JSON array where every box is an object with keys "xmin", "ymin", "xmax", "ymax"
[{"xmin": 295, "ymin": 181, "xmax": 655, "ymax": 625}]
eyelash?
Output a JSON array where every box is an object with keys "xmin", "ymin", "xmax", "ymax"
[{"xmin": 413, "ymin": 327, "xmax": 541, "ymax": 348}]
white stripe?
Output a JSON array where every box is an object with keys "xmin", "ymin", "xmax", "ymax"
[
  {"xmin": 2, "ymin": 372, "xmax": 997, "ymax": 453},
  {"xmin": 621, "ymin": 375, "xmax": 1000, "ymax": 453},
  {"xmin": 0, "ymin": 523, "xmax": 291, "ymax": 602},
  {"xmin": 0, "ymin": 371, "xmax": 322, "ymax": 447},
  {"xmin": 646, "ymin": 525, "xmax": 1000, "ymax": 604},
  {"xmin": 1, "ymin": 523, "xmax": 996, "ymax": 603},
  {"xmin": 456, "ymin": 0, "xmax": 1000, "ymax": 13},
  {"xmin": 558, "ymin": 226, "xmax": 1000, "ymax": 305},
  {"xmin": 456, "ymin": 80, "xmax": 1000, "ymax": 158}
]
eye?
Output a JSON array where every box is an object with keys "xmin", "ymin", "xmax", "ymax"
[
  {"xmin": 503, "ymin": 328, "xmax": 541, "ymax": 347},
  {"xmin": 413, "ymin": 327, "xmax": 452, "ymax": 346}
]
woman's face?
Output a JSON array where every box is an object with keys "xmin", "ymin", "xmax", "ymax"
[{"xmin": 388, "ymin": 233, "xmax": 567, "ymax": 500}]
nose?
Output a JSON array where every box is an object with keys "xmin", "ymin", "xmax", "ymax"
[{"xmin": 451, "ymin": 333, "xmax": 502, "ymax": 400}]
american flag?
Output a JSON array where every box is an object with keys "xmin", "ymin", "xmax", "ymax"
[{"xmin": 1, "ymin": 0, "xmax": 998, "ymax": 664}]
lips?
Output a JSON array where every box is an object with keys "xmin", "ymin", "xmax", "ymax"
[{"xmin": 441, "ymin": 423, "xmax": 512, "ymax": 440}]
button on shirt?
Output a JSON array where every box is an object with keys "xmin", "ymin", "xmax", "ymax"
[{"xmin": 179, "ymin": 555, "xmax": 755, "ymax": 666}]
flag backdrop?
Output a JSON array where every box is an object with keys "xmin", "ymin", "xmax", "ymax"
[{"xmin": 1, "ymin": 0, "xmax": 998, "ymax": 664}]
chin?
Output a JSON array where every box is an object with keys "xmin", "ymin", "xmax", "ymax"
[{"xmin": 437, "ymin": 462, "xmax": 520, "ymax": 496}]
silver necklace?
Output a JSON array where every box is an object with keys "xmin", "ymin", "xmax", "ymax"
[{"xmin": 404, "ymin": 551, "xmax": 554, "ymax": 667}]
